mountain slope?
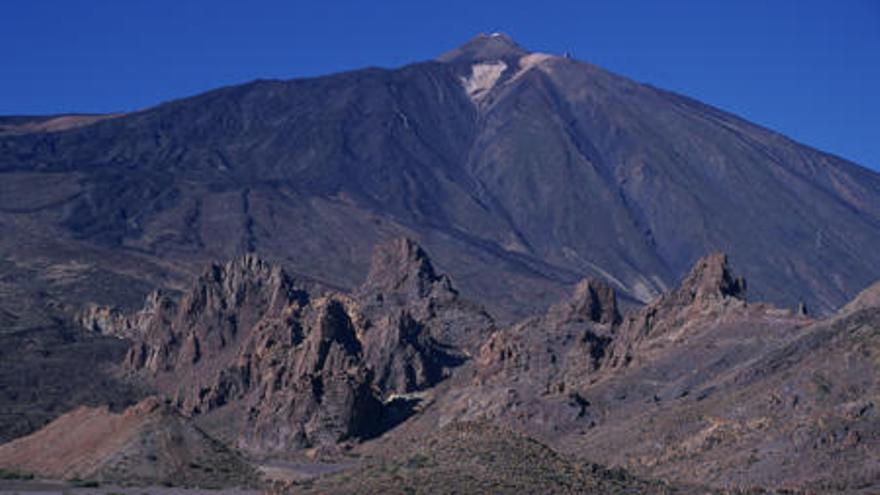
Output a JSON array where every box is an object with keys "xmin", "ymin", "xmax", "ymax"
[
  {"xmin": 367, "ymin": 252, "xmax": 879, "ymax": 492},
  {"xmin": 568, "ymin": 281, "xmax": 880, "ymax": 493},
  {"xmin": 0, "ymin": 397, "xmax": 258, "ymax": 488},
  {"xmin": 297, "ymin": 421, "xmax": 699, "ymax": 494},
  {"xmin": 1, "ymin": 33, "xmax": 879, "ymax": 327}
]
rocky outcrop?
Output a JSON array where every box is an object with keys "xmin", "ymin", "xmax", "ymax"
[
  {"xmin": 478, "ymin": 277, "xmax": 618, "ymax": 389},
  {"xmin": 425, "ymin": 255, "xmax": 766, "ymax": 444},
  {"xmin": 360, "ymin": 309, "xmax": 462, "ymax": 395},
  {"xmin": 549, "ymin": 278, "xmax": 621, "ymax": 325},
  {"xmin": 842, "ymin": 279, "xmax": 880, "ymax": 314},
  {"xmin": 675, "ymin": 252, "xmax": 747, "ymax": 304},
  {"xmin": 91, "ymin": 238, "xmax": 489, "ymax": 453},
  {"xmin": 356, "ymin": 238, "xmax": 494, "ymax": 396},
  {"xmin": 564, "ymin": 275, "xmax": 880, "ymax": 493},
  {"xmin": 83, "ymin": 255, "xmax": 310, "ymax": 375},
  {"xmin": 82, "ymin": 254, "xmax": 379, "ymax": 453},
  {"xmin": 78, "ymin": 290, "xmax": 170, "ymax": 340},
  {"xmin": 477, "ymin": 254, "xmax": 744, "ymax": 388},
  {"xmin": 359, "ymin": 238, "xmax": 454, "ymax": 302},
  {"xmin": 393, "ymin": 254, "xmax": 879, "ymax": 492},
  {"xmin": 237, "ymin": 297, "xmax": 383, "ymax": 451},
  {"xmin": 605, "ymin": 253, "xmax": 749, "ymax": 368},
  {"xmin": 427, "ymin": 278, "xmax": 620, "ymax": 432}
]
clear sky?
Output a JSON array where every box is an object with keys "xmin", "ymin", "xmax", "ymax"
[{"xmin": 2, "ymin": 0, "xmax": 878, "ymax": 170}]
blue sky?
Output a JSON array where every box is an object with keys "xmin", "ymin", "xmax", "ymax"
[{"xmin": 1, "ymin": 0, "xmax": 878, "ymax": 170}]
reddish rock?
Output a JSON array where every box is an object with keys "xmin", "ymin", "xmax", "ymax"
[
  {"xmin": 356, "ymin": 237, "xmax": 495, "ymax": 396},
  {"xmin": 92, "ymin": 238, "xmax": 489, "ymax": 453}
]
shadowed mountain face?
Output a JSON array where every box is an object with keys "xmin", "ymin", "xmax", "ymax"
[
  {"xmin": 1, "ymin": 34, "xmax": 880, "ymax": 321},
  {"xmin": 3, "ymin": 35, "xmax": 880, "ymax": 320}
]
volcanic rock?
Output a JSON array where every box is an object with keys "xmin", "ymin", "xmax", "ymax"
[
  {"xmin": 236, "ymin": 297, "xmax": 384, "ymax": 452},
  {"xmin": 552, "ymin": 277, "xmax": 621, "ymax": 325},
  {"xmin": 566, "ymin": 284, "xmax": 880, "ymax": 493},
  {"xmin": 356, "ymin": 237, "xmax": 494, "ymax": 396},
  {"xmin": 842, "ymin": 279, "xmax": 880, "ymax": 314},
  {"xmin": 96, "ymin": 239, "xmax": 488, "ymax": 452},
  {"xmin": 605, "ymin": 252, "xmax": 749, "ymax": 368},
  {"xmin": 111, "ymin": 256, "xmax": 382, "ymax": 452},
  {"xmin": 0, "ymin": 397, "xmax": 258, "ymax": 488},
  {"xmin": 359, "ymin": 237, "xmax": 453, "ymax": 302},
  {"xmin": 2, "ymin": 35, "xmax": 880, "ymax": 339},
  {"xmin": 410, "ymin": 278, "xmax": 620, "ymax": 436}
]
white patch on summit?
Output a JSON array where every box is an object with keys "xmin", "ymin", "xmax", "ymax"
[
  {"xmin": 510, "ymin": 53, "xmax": 557, "ymax": 82},
  {"xmin": 460, "ymin": 61, "xmax": 508, "ymax": 102},
  {"xmin": 519, "ymin": 53, "xmax": 555, "ymax": 71}
]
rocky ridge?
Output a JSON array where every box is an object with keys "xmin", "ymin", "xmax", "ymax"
[
  {"xmin": 362, "ymin": 251, "xmax": 879, "ymax": 493},
  {"xmin": 5, "ymin": 242, "xmax": 880, "ymax": 493},
  {"xmin": 84, "ymin": 238, "xmax": 492, "ymax": 454}
]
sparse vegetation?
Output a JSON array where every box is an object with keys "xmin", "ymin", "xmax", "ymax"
[
  {"xmin": 290, "ymin": 422, "xmax": 697, "ymax": 494},
  {"xmin": 70, "ymin": 477, "xmax": 100, "ymax": 488},
  {"xmin": 0, "ymin": 468, "xmax": 34, "ymax": 480}
]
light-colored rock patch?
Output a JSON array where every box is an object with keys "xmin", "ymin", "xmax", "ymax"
[{"xmin": 461, "ymin": 61, "xmax": 508, "ymax": 102}]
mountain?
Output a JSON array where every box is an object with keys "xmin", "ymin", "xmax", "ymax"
[
  {"xmin": 3, "ymin": 33, "xmax": 880, "ymax": 494},
  {"xmin": 1, "ymin": 33, "xmax": 880, "ymax": 331}
]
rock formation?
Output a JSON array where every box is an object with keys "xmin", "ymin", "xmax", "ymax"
[
  {"xmin": 111, "ymin": 257, "xmax": 377, "ymax": 452},
  {"xmin": 11, "ymin": 242, "xmax": 880, "ymax": 493},
  {"xmin": 356, "ymin": 238, "xmax": 494, "ymax": 396},
  {"xmin": 477, "ymin": 277, "xmax": 618, "ymax": 389},
  {"xmin": 90, "ymin": 238, "xmax": 489, "ymax": 453},
  {"xmin": 605, "ymin": 252, "xmax": 749, "ymax": 368},
  {"xmin": 236, "ymin": 297, "xmax": 384, "ymax": 452},
  {"xmin": 842, "ymin": 279, "xmax": 880, "ymax": 315},
  {"xmin": 4, "ymin": 32, "xmax": 880, "ymax": 494}
]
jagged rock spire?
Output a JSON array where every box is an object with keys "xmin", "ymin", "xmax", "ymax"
[
  {"xmin": 361, "ymin": 237, "xmax": 454, "ymax": 300},
  {"xmin": 677, "ymin": 252, "xmax": 747, "ymax": 304},
  {"xmin": 603, "ymin": 252, "xmax": 749, "ymax": 369},
  {"xmin": 553, "ymin": 278, "xmax": 620, "ymax": 325}
]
